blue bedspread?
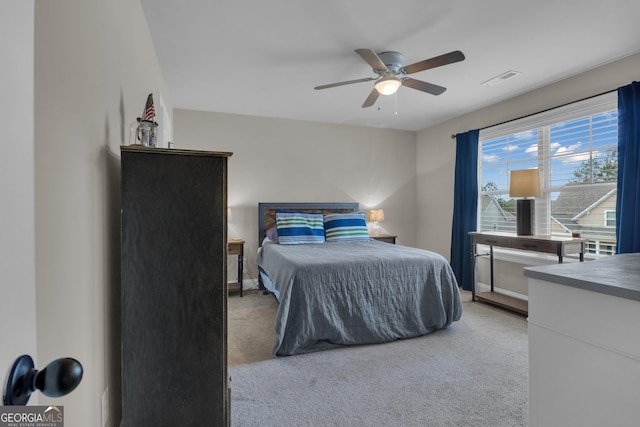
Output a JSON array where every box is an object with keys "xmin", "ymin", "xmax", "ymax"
[{"xmin": 256, "ymin": 240, "xmax": 462, "ymax": 356}]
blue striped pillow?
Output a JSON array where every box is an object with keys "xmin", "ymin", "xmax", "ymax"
[
  {"xmin": 276, "ymin": 212, "xmax": 325, "ymax": 244},
  {"xmin": 323, "ymin": 212, "xmax": 371, "ymax": 242}
]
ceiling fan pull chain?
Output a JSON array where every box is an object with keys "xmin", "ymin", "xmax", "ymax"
[{"xmin": 395, "ymin": 91, "xmax": 399, "ymax": 117}]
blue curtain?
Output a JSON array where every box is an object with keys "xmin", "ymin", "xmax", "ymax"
[
  {"xmin": 450, "ymin": 130, "xmax": 479, "ymax": 290},
  {"xmin": 616, "ymin": 82, "xmax": 640, "ymax": 253}
]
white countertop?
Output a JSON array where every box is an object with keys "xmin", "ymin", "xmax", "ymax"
[{"xmin": 523, "ymin": 253, "xmax": 640, "ymax": 301}]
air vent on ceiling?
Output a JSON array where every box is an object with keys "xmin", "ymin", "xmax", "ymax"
[{"xmin": 481, "ymin": 70, "xmax": 522, "ymax": 87}]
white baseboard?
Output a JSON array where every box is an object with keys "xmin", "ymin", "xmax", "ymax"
[
  {"xmin": 228, "ymin": 278, "xmax": 260, "ymax": 290},
  {"xmin": 243, "ymin": 278, "xmax": 259, "ymax": 290}
]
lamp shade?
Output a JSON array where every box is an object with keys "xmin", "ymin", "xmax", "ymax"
[
  {"xmin": 374, "ymin": 76, "xmax": 401, "ymax": 95},
  {"xmin": 509, "ymin": 169, "xmax": 541, "ymax": 198},
  {"xmin": 367, "ymin": 209, "xmax": 385, "ymax": 222}
]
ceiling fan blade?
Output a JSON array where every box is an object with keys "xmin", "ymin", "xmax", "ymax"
[
  {"xmin": 354, "ymin": 49, "xmax": 388, "ymax": 71},
  {"xmin": 402, "ymin": 50, "xmax": 465, "ymax": 75},
  {"xmin": 361, "ymin": 88, "xmax": 380, "ymax": 108},
  {"xmin": 402, "ymin": 78, "xmax": 447, "ymax": 95},
  {"xmin": 314, "ymin": 77, "xmax": 376, "ymax": 90}
]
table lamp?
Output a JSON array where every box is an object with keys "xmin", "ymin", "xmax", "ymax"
[
  {"xmin": 509, "ymin": 169, "xmax": 541, "ymax": 236},
  {"xmin": 367, "ymin": 209, "xmax": 385, "ymax": 234}
]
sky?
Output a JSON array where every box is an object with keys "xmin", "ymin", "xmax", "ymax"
[{"xmin": 480, "ymin": 109, "xmax": 618, "ymax": 194}]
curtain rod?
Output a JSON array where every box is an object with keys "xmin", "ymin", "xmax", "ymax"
[{"xmin": 450, "ymin": 87, "xmax": 618, "ymax": 139}]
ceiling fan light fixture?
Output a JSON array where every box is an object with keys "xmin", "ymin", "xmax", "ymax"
[{"xmin": 374, "ymin": 75, "xmax": 401, "ymax": 95}]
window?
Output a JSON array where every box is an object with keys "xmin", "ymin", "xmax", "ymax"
[
  {"xmin": 479, "ymin": 93, "xmax": 618, "ymax": 256},
  {"xmin": 604, "ymin": 210, "xmax": 616, "ymax": 227}
]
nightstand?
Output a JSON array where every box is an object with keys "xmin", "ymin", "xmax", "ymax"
[
  {"xmin": 228, "ymin": 239, "xmax": 244, "ymax": 296},
  {"xmin": 370, "ymin": 234, "xmax": 397, "ymax": 244}
]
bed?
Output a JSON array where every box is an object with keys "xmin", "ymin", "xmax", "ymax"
[{"xmin": 256, "ymin": 202, "xmax": 462, "ymax": 357}]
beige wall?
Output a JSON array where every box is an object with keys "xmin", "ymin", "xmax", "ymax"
[
  {"xmin": 417, "ymin": 52, "xmax": 640, "ymax": 294},
  {"xmin": 174, "ymin": 109, "xmax": 417, "ymax": 280},
  {"xmin": 0, "ymin": 0, "xmax": 37, "ymax": 398},
  {"xmin": 31, "ymin": 0, "xmax": 170, "ymax": 425}
]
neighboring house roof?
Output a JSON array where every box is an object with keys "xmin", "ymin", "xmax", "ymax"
[
  {"xmin": 479, "ymin": 196, "xmax": 516, "ymax": 233},
  {"xmin": 551, "ymin": 186, "xmax": 617, "ymax": 239},
  {"xmin": 551, "ymin": 216, "xmax": 572, "ymax": 234},
  {"xmin": 479, "ymin": 188, "xmax": 617, "ymax": 242},
  {"xmin": 481, "ymin": 196, "xmax": 515, "ymax": 220},
  {"xmin": 571, "ymin": 188, "xmax": 617, "ymax": 221},
  {"xmin": 552, "ymin": 187, "xmax": 613, "ymax": 220}
]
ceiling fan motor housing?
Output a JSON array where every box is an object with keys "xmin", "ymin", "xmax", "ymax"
[{"xmin": 376, "ymin": 51, "xmax": 404, "ymax": 74}]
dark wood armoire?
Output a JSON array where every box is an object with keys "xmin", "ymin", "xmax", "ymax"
[{"xmin": 120, "ymin": 146, "xmax": 232, "ymax": 427}]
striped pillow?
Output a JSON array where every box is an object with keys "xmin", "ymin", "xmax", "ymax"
[
  {"xmin": 276, "ymin": 212, "xmax": 325, "ymax": 244},
  {"xmin": 323, "ymin": 212, "xmax": 371, "ymax": 242}
]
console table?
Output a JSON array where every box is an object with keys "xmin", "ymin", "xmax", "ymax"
[{"xmin": 469, "ymin": 231, "xmax": 585, "ymax": 314}]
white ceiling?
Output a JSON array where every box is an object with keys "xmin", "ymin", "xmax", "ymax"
[{"xmin": 140, "ymin": 0, "xmax": 640, "ymax": 132}]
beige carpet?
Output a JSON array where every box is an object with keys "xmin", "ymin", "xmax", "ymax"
[
  {"xmin": 228, "ymin": 289, "xmax": 279, "ymax": 366},
  {"xmin": 227, "ymin": 289, "xmax": 529, "ymax": 426}
]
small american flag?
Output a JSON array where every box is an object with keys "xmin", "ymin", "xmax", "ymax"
[{"xmin": 142, "ymin": 93, "xmax": 155, "ymax": 121}]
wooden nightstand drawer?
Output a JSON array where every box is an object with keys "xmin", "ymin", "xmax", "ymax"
[
  {"xmin": 370, "ymin": 234, "xmax": 397, "ymax": 244},
  {"xmin": 228, "ymin": 240, "xmax": 243, "ymax": 256},
  {"xmin": 227, "ymin": 239, "xmax": 244, "ymax": 296}
]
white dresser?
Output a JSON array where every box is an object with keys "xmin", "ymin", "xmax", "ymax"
[{"xmin": 524, "ymin": 254, "xmax": 640, "ymax": 427}]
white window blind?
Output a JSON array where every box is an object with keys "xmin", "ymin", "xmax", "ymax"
[{"xmin": 479, "ymin": 92, "xmax": 618, "ymax": 255}]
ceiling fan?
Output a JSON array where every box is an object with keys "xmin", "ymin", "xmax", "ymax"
[{"xmin": 314, "ymin": 49, "xmax": 465, "ymax": 108}]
